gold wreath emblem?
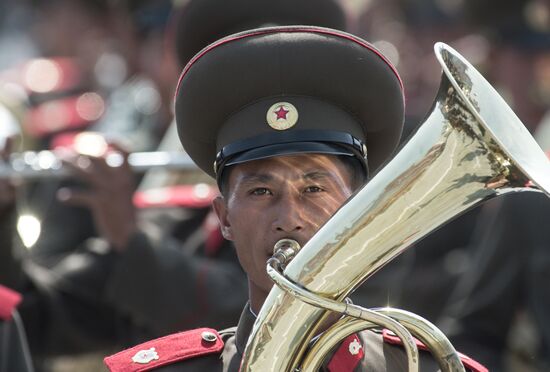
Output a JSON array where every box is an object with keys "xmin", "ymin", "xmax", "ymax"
[{"xmin": 266, "ymin": 102, "xmax": 298, "ymax": 130}]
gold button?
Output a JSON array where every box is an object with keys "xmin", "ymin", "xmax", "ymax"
[{"xmin": 201, "ymin": 331, "xmax": 218, "ymax": 343}]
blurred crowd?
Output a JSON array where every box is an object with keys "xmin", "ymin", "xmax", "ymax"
[{"xmin": 0, "ymin": 0, "xmax": 549, "ymax": 371}]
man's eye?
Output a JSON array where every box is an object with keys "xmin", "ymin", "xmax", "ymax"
[
  {"xmin": 304, "ymin": 185, "xmax": 323, "ymax": 193},
  {"xmin": 251, "ymin": 187, "xmax": 272, "ymax": 196}
]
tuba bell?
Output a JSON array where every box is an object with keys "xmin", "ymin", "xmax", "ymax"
[{"xmin": 240, "ymin": 42, "xmax": 550, "ymax": 371}]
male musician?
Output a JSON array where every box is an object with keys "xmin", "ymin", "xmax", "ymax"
[
  {"xmin": 105, "ymin": 26, "xmax": 486, "ymax": 371},
  {"xmin": 0, "ymin": 142, "xmax": 34, "ymax": 372}
]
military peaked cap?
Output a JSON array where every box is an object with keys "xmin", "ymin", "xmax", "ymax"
[
  {"xmin": 173, "ymin": 0, "xmax": 347, "ymax": 67},
  {"xmin": 175, "ymin": 26, "xmax": 405, "ymax": 183}
]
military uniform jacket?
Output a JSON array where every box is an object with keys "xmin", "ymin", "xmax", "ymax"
[{"xmin": 105, "ymin": 305, "xmax": 487, "ymax": 372}]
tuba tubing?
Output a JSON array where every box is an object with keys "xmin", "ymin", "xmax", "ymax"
[
  {"xmin": 267, "ymin": 253, "xmax": 421, "ymax": 372},
  {"xmin": 240, "ymin": 42, "xmax": 550, "ymax": 371}
]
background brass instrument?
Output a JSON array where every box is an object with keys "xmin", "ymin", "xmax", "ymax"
[
  {"xmin": 241, "ymin": 42, "xmax": 550, "ymax": 371},
  {"xmin": 0, "ymin": 150, "xmax": 197, "ymax": 180}
]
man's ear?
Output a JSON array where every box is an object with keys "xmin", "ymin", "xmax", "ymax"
[{"xmin": 212, "ymin": 196, "xmax": 233, "ymax": 240}]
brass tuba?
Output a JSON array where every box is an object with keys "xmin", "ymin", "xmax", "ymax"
[{"xmin": 240, "ymin": 42, "xmax": 550, "ymax": 371}]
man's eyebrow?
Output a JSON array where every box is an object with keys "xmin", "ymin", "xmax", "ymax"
[
  {"xmin": 238, "ymin": 174, "xmax": 274, "ymax": 184},
  {"xmin": 302, "ymin": 171, "xmax": 334, "ymax": 181},
  {"xmin": 236, "ymin": 171, "xmax": 335, "ymax": 185}
]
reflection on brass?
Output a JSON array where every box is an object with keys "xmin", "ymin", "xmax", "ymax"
[
  {"xmin": 241, "ymin": 43, "xmax": 550, "ymax": 371},
  {"xmin": 266, "ymin": 249, "xmax": 420, "ymax": 372}
]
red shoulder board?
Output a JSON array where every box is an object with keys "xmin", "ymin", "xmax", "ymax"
[
  {"xmin": 133, "ymin": 185, "xmax": 218, "ymax": 209},
  {"xmin": 0, "ymin": 285, "xmax": 22, "ymax": 321},
  {"xmin": 382, "ymin": 329, "xmax": 488, "ymax": 372},
  {"xmin": 104, "ymin": 328, "xmax": 224, "ymax": 372}
]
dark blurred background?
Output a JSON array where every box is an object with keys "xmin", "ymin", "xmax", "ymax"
[{"xmin": 1, "ymin": 0, "xmax": 549, "ymax": 371}]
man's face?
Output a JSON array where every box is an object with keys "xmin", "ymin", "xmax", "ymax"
[{"xmin": 213, "ymin": 153, "xmax": 356, "ymax": 294}]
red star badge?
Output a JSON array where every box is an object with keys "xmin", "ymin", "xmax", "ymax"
[
  {"xmin": 266, "ymin": 101, "xmax": 298, "ymax": 130},
  {"xmin": 274, "ymin": 105, "xmax": 289, "ymax": 120}
]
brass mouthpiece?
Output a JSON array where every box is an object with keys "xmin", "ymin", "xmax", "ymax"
[{"xmin": 268, "ymin": 239, "xmax": 301, "ymax": 271}]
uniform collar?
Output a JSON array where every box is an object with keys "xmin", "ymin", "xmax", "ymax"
[{"xmin": 235, "ymin": 303, "xmax": 256, "ymax": 357}]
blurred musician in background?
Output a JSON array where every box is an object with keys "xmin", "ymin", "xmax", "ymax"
[
  {"xmin": 439, "ymin": 2, "xmax": 550, "ymax": 371},
  {"xmin": 0, "ymin": 1, "xmax": 348, "ymax": 370}
]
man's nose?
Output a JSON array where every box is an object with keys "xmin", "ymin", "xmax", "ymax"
[{"xmin": 272, "ymin": 194, "xmax": 304, "ymax": 233}]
